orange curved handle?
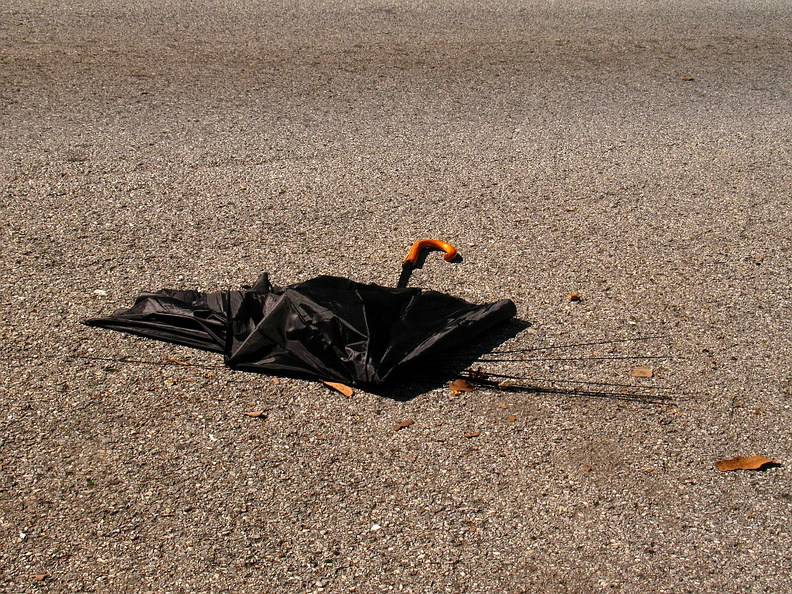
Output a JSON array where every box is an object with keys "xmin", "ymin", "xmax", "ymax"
[{"xmin": 403, "ymin": 239, "xmax": 458, "ymax": 265}]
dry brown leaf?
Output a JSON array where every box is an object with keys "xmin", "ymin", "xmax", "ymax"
[
  {"xmin": 680, "ymin": 75, "xmax": 695, "ymax": 81},
  {"xmin": 495, "ymin": 402, "xmax": 508, "ymax": 409},
  {"xmin": 464, "ymin": 432, "xmax": 480, "ymax": 438},
  {"xmin": 715, "ymin": 455, "xmax": 776, "ymax": 472},
  {"xmin": 630, "ymin": 366, "xmax": 653, "ymax": 378},
  {"xmin": 449, "ymin": 379, "xmax": 475, "ymax": 395},
  {"xmin": 33, "ymin": 574, "xmax": 48, "ymax": 582},
  {"xmin": 243, "ymin": 411, "xmax": 266, "ymax": 418},
  {"xmin": 394, "ymin": 419, "xmax": 414, "ymax": 431},
  {"xmin": 507, "ymin": 414, "xmax": 517, "ymax": 422},
  {"xmin": 567, "ymin": 291, "xmax": 581, "ymax": 302},
  {"xmin": 322, "ymin": 381, "xmax": 354, "ymax": 397},
  {"xmin": 582, "ymin": 465, "xmax": 592, "ymax": 473}
]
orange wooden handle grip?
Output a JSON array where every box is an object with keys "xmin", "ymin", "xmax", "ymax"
[{"xmin": 403, "ymin": 239, "xmax": 458, "ymax": 265}]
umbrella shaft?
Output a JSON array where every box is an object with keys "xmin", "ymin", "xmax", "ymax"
[{"xmin": 397, "ymin": 262, "xmax": 414, "ymax": 288}]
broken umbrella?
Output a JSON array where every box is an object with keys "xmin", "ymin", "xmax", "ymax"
[{"xmin": 83, "ymin": 240, "xmax": 517, "ymax": 388}]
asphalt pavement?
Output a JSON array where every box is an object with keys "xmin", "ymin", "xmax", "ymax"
[{"xmin": 1, "ymin": 1, "xmax": 791, "ymax": 591}]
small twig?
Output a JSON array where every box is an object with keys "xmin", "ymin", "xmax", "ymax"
[{"xmin": 164, "ymin": 356, "xmax": 193, "ymax": 367}]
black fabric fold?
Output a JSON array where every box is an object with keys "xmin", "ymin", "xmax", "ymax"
[{"xmin": 84, "ymin": 274, "xmax": 516, "ymax": 387}]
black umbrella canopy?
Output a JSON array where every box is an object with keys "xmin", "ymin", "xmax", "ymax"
[{"xmin": 84, "ymin": 240, "xmax": 517, "ymax": 387}]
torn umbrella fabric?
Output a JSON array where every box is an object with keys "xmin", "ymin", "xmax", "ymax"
[{"xmin": 84, "ymin": 273, "xmax": 516, "ymax": 387}]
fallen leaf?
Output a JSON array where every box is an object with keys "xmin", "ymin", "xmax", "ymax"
[
  {"xmin": 394, "ymin": 419, "xmax": 414, "ymax": 431},
  {"xmin": 567, "ymin": 291, "xmax": 581, "ymax": 302},
  {"xmin": 630, "ymin": 366, "xmax": 653, "ymax": 378},
  {"xmin": 449, "ymin": 379, "xmax": 474, "ymax": 394},
  {"xmin": 323, "ymin": 381, "xmax": 354, "ymax": 397},
  {"xmin": 582, "ymin": 465, "xmax": 592, "ymax": 473},
  {"xmin": 243, "ymin": 411, "xmax": 266, "ymax": 418},
  {"xmin": 33, "ymin": 574, "xmax": 48, "ymax": 581},
  {"xmin": 495, "ymin": 402, "xmax": 508, "ymax": 409},
  {"xmin": 680, "ymin": 75, "xmax": 695, "ymax": 81},
  {"xmin": 464, "ymin": 432, "xmax": 480, "ymax": 438},
  {"xmin": 715, "ymin": 455, "xmax": 776, "ymax": 472},
  {"xmin": 507, "ymin": 415, "xmax": 517, "ymax": 422}
]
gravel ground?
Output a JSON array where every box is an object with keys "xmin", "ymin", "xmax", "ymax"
[{"xmin": 2, "ymin": 1, "xmax": 791, "ymax": 591}]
